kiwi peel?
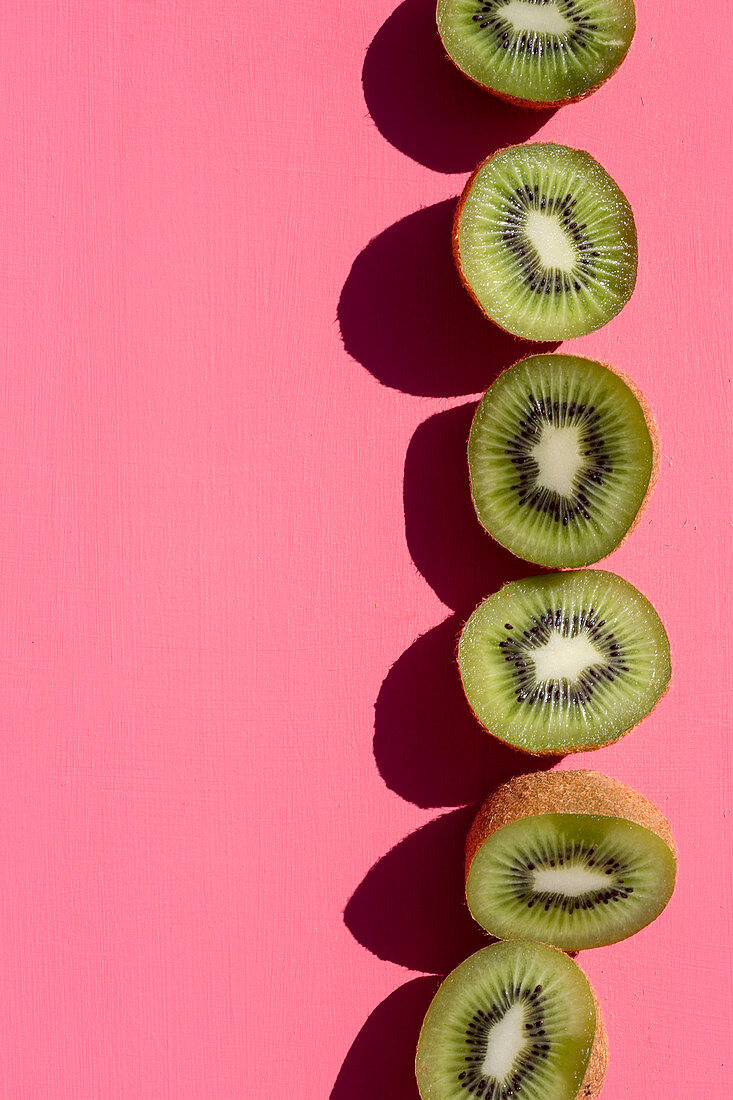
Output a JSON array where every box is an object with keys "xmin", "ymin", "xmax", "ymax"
[
  {"xmin": 458, "ymin": 569, "xmax": 671, "ymax": 754},
  {"xmin": 436, "ymin": 0, "xmax": 636, "ymax": 108},
  {"xmin": 468, "ymin": 353, "xmax": 659, "ymax": 568},
  {"xmin": 454, "ymin": 143, "xmax": 638, "ymax": 342},
  {"xmin": 415, "ymin": 939, "xmax": 608, "ymax": 1099},
  {"xmin": 466, "ymin": 770, "xmax": 677, "ymax": 950}
]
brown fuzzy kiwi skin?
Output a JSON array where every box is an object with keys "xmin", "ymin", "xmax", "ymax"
[
  {"xmin": 579, "ymin": 991, "xmax": 609, "ymax": 1099},
  {"xmin": 455, "ymin": 602, "xmax": 672, "ymax": 757},
  {"xmin": 452, "ymin": 144, "xmax": 638, "ymax": 342},
  {"xmin": 465, "ymin": 769, "xmax": 677, "ymax": 879},
  {"xmin": 466, "ymin": 354, "xmax": 660, "ymax": 570}
]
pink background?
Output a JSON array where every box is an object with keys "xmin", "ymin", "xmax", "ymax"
[{"xmin": 0, "ymin": 1, "xmax": 730, "ymax": 1096}]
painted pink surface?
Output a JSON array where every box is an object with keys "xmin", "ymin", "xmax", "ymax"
[{"xmin": 0, "ymin": 1, "xmax": 729, "ymax": 1096}]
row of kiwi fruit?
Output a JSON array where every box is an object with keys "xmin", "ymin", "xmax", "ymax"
[
  {"xmin": 460, "ymin": 353, "xmax": 670, "ymax": 754},
  {"xmin": 415, "ymin": 772, "xmax": 676, "ymax": 1100},
  {"xmin": 408, "ymin": 2, "xmax": 673, "ymax": 1098},
  {"xmin": 440, "ymin": 1, "xmax": 640, "ymax": 342}
]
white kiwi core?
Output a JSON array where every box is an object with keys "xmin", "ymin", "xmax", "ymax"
[
  {"xmin": 480, "ymin": 1002, "xmax": 528, "ymax": 1082},
  {"xmin": 532, "ymin": 864, "xmax": 615, "ymax": 897},
  {"xmin": 524, "ymin": 210, "xmax": 577, "ymax": 271},
  {"xmin": 499, "ymin": 0, "xmax": 571, "ymax": 35},
  {"xmin": 531, "ymin": 424, "xmax": 584, "ymax": 496},
  {"xmin": 531, "ymin": 631, "xmax": 606, "ymax": 683}
]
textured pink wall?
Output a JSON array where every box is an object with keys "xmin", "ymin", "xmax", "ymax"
[{"xmin": 0, "ymin": 1, "xmax": 730, "ymax": 1096}]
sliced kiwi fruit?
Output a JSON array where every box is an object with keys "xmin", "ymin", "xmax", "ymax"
[
  {"xmin": 436, "ymin": 0, "xmax": 636, "ymax": 107},
  {"xmin": 458, "ymin": 570, "xmax": 670, "ymax": 753},
  {"xmin": 454, "ymin": 143, "xmax": 637, "ymax": 341},
  {"xmin": 468, "ymin": 353, "xmax": 657, "ymax": 568},
  {"xmin": 466, "ymin": 770, "xmax": 677, "ymax": 950},
  {"xmin": 415, "ymin": 940, "xmax": 607, "ymax": 1100}
]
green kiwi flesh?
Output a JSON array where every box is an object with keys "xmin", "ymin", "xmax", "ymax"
[
  {"xmin": 465, "ymin": 772, "xmax": 676, "ymax": 950},
  {"xmin": 436, "ymin": 0, "xmax": 636, "ymax": 106},
  {"xmin": 458, "ymin": 570, "xmax": 671, "ymax": 753},
  {"xmin": 468, "ymin": 354, "xmax": 655, "ymax": 568},
  {"xmin": 415, "ymin": 940, "xmax": 604, "ymax": 1100},
  {"xmin": 454, "ymin": 143, "xmax": 637, "ymax": 341},
  {"xmin": 467, "ymin": 812, "xmax": 676, "ymax": 950}
]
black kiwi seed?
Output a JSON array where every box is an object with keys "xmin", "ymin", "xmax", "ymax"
[
  {"xmin": 457, "ymin": 986, "xmax": 551, "ymax": 1095},
  {"xmin": 498, "ymin": 606, "xmax": 629, "ymax": 710},
  {"xmin": 505, "ymin": 837, "xmax": 637, "ymax": 915},
  {"xmin": 502, "ymin": 392, "xmax": 613, "ymax": 527}
]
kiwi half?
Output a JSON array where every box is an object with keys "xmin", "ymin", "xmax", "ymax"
[
  {"xmin": 436, "ymin": 0, "xmax": 636, "ymax": 107},
  {"xmin": 458, "ymin": 570, "xmax": 670, "ymax": 753},
  {"xmin": 415, "ymin": 940, "xmax": 607, "ymax": 1100},
  {"xmin": 466, "ymin": 770, "xmax": 677, "ymax": 950},
  {"xmin": 468, "ymin": 354, "xmax": 657, "ymax": 568},
  {"xmin": 454, "ymin": 143, "xmax": 637, "ymax": 341}
]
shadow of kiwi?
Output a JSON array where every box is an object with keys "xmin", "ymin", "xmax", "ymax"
[
  {"xmin": 336, "ymin": 30, "xmax": 564, "ymax": 1087},
  {"xmin": 334, "ymin": 407, "xmax": 563, "ymax": 1091},
  {"xmin": 344, "ymin": 806, "xmax": 490, "ymax": 975},
  {"xmin": 336, "ymin": 804, "xmax": 568, "ymax": 1093},
  {"xmin": 404, "ymin": 402, "xmax": 549, "ymax": 615},
  {"xmin": 362, "ymin": 0, "xmax": 557, "ymax": 173},
  {"xmin": 338, "ymin": 199, "xmax": 560, "ymax": 397},
  {"xmin": 373, "ymin": 401, "xmax": 560, "ymax": 808},
  {"xmin": 332, "ymin": 813, "xmax": 488, "ymax": 1096},
  {"xmin": 330, "ymin": 976, "xmax": 439, "ymax": 1100},
  {"xmin": 374, "ymin": 615, "xmax": 559, "ymax": 809}
]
